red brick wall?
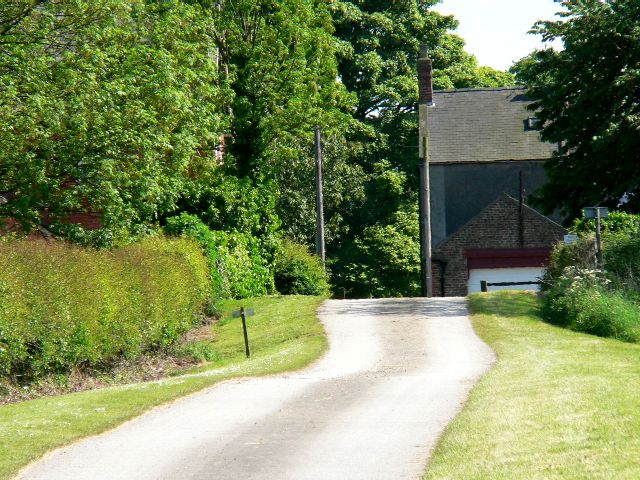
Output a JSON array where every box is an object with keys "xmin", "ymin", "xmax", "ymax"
[{"xmin": 432, "ymin": 194, "xmax": 566, "ymax": 296}]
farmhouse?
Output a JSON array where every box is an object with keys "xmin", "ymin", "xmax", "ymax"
[{"xmin": 427, "ymin": 87, "xmax": 566, "ymax": 296}]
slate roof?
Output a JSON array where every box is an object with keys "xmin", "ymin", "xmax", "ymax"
[{"xmin": 427, "ymin": 87, "xmax": 558, "ymax": 164}]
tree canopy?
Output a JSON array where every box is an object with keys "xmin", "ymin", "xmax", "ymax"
[
  {"xmin": 0, "ymin": 1, "xmax": 227, "ymax": 243},
  {"xmin": 1, "ymin": 0, "xmax": 517, "ymax": 297},
  {"xmin": 514, "ymin": 0, "xmax": 640, "ymax": 219}
]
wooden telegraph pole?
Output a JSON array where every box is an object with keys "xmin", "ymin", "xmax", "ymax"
[
  {"xmin": 417, "ymin": 44, "xmax": 434, "ymax": 297},
  {"xmin": 314, "ymin": 126, "xmax": 326, "ymax": 267}
]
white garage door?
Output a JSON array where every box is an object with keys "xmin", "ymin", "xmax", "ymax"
[{"xmin": 467, "ymin": 267, "xmax": 544, "ymax": 294}]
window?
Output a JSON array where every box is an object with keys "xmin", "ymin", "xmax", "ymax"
[{"xmin": 524, "ymin": 117, "xmax": 541, "ymax": 131}]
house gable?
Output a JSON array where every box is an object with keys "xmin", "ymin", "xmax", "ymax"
[{"xmin": 431, "ymin": 193, "xmax": 566, "ymax": 296}]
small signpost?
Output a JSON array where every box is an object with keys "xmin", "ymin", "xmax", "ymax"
[
  {"xmin": 232, "ymin": 307, "xmax": 255, "ymax": 358},
  {"xmin": 583, "ymin": 207, "xmax": 609, "ymax": 269}
]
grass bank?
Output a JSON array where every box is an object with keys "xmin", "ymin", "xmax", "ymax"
[
  {"xmin": 424, "ymin": 291, "xmax": 640, "ymax": 479},
  {"xmin": 0, "ymin": 295, "xmax": 326, "ymax": 480}
]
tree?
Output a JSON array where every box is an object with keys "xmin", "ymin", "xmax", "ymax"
[
  {"xmin": 513, "ymin": 0, "xmax": 640, "ymax": 220},
  {"xmin": 341, "ymin": 203, "xmax": 422, "ymax": 298},
  {"xmin": 324, "ymin": 0, "xmax": 516, "ymax": 297},
  {"xmin": 0, "ymin": 1, "xmax": 227, "ymax": 243},
  {"xmin": 331, "ymin": 0, "xmax": 515, "ymax": 121},
  {"xmin": 197, "ymin": 0, "xmax": 354, "ymax": 179}
]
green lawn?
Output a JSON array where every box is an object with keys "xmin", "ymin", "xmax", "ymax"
[
  {"xmin": 424, "ymin": 291, "xmax": 640, "ymax": 480},
  {"xmin": 0, "ymin": 295, "xmax": 326, "ymax": 480}
]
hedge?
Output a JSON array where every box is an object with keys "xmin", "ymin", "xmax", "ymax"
[
  {"xmin": 541, "ymin": 232, "xmax": 640, "ymax": 343},
  {"xmin": 274, "ymin": 239, "xmax": 329, "ymax": 296},
  {"xmin": 164, "ymin": 213, "xmax": 272, "ymax": 299},
  {"xmin": 0, "ymin": 237, "xmax": 209, "ymax": 381}
]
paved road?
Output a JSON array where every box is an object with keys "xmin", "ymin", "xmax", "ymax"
[{"xmin": 17, "ymin": 298, "xmax": 495, "ymax": 480}]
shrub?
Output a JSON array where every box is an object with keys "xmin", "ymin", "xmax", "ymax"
[
  {"xmin": 573, "ymin": 290, "xmax": 640, "ymax": 342},
  {"xmin": 543, "ymin": 226, "xmax": 640, "ymax": 291},
  {"xmin": 337, "ymin": 207, "xmax": 421, "ymax": 298},
  {"xmin": 274, "ymin": 239, "xmax": 329, "ymax": 296},
  {"xmin": 542, "ymin": 267, "xmax": 640, "ymax": 343},
  {"xmin": 541, "ymin": 238, "xmax": 596, "ymax": 291},
  {"xmin": 571, "ymin": 211, "xmax": 640, "ymax": 238},
  {"xmin": 164, "ymin": 213, "xmax": 272, "ymax": 299},
  {"xmin": 541, "ymin": 219, "xmax": 640, "ymax": 343},
  {"xmin": 0, "ymin": 237, "xmax": 209, "ymax": 381},
  {"xmin": 603, "ymin": 235, "xmax": 640, "ymax": 291}
]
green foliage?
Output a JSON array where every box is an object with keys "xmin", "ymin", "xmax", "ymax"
[
  {"xmin": 274, "ymin": 239, "xmax": 329, "ymax": 296},
  {"xmin": 0, "ymin": 1, "xmax": 227, "ymax": 240},
  {"xmin": 541, "ymin": 237, "xmax": 596, "ymax": 290},
  {"xmin": 200, "ymin": 0, "xmax": 353, "ymax": 178},
  {"xmin": 550, "ymin": 214, "xmax": 640, "ymax": 292},
  {"xmin": 177, "ymin": 175, "xmax": 282, "ymax": 268},
  {"xmin": 603, "ymin": 235, "xmax": 640, "ymax": 294},
  {"xmin": 330, "ymin": 0, "xmax": 515, "ymax": 120},
  {"xmin": 542, "ymin": 230, "xmax": 640, "ymax": 342},
  {"xmin": 0, "ymin": 237, "xmax": 209, "ymax": 381},
  {"xmin": 338, "ymin": 205, "xmax": 421, "ymax": 298},
  {"xmin": 0, "ymin": 0, "xmax": 519, "ymax": 298},
  {"xmin": 571, "ymin": 211, "xmax": 640, "ymax": 238},
  {"xmin": 275, "ymin": 131, "xmax": 368, "ymax": 246},
  {"xmin": 513, "ymin": 0, "xmax": 640, "ymax": 218},
  {"xmin": 542, "ymin": 268, "xmax": 640, "ymax": 342},
  {"xmin": 319, "ymin": 0, "xmax": 515, "ymax": 297},
  {"xmin": 164, "ymin": 213, "xmax": 273, "ymax": 299}
]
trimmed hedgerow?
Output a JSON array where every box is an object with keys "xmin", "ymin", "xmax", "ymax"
[
  {"xmin": 164, "ymin": 213, "xmax": 272, "ymax": 299},
  {"xmin": 0, "ymin": 237, "xmax": 209, "ymax": 381},
  {"xmin": 274, "ymin": 239, "xmax": 329, "ymax": 296}
]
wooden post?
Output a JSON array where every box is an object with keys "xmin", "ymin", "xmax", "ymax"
[
  {"xmin": 418, "ymin": 44, "xmax": 433, "ymax": 297},
  {"xmin": 240, "ymin": 307, "xmax": 250, "ymax": 358},
  {"xmin": 518, "ymin": 170, "xmax": 525, "ymax": 248},
  {"xmin": 314, "ymin": 126, "xmax": 326, "ymax": 268}
]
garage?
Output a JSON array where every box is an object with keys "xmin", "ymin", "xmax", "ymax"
[
  {"xmin": 467, "ymin": 267, "xmax": 544, "ymax": 294},
  {"xmin": 430, "ymin": 194, "xmax": 566, "ymax": 297},
  {"xmin": 465, "ymin": 248, "xmax": 550, "ymax": 294}
]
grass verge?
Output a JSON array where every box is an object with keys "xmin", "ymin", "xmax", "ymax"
[
  {"xmin": 424, "ymin": 291, "xmax": 640, "ymax": 480},
  {"xmin": 0, "ymin": 295, "xmax": 326, "ymax": 480}
]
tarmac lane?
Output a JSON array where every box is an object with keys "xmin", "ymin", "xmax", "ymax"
[{"xmin": 16, "ymin": 298, "xmax": 495, "ymax": 480}]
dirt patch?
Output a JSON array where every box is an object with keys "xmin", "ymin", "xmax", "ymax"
[{"xmin": 181, "ymin": 324, "xmax": 217, "ymax": 343}]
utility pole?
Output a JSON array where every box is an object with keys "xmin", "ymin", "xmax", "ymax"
[
  {"xmin": 314, "ymin": 126, "xmax": 326, "ymax": 267},
  {"xmin": 417, "ymin": 44, "xmax": 434, "ymax": 297}
]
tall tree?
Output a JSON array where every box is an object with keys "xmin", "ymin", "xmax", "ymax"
[
  {"xmin": 331, "ymin": 0, "xmax": 514, "ymax": 121},
  {"xmin": 199, "ymin": 0, "xmax": 354, "ymax": 178},
  {"xmin": 0, "ymin": 1, "xmax": 227, "ymax": 243},
  {"xmin": 513, "ymin": 0, "xmax": 640, "ymax": 219},
  {"xmin": 326, "ymin": 0, "xmax": 515, "ymax": 297}
]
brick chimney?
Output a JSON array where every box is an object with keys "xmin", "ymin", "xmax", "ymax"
[{"xmin": 417, "ymin": 44, "xmax": 433, "ymax": 105}]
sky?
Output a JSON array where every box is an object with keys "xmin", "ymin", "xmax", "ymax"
[{"xmin": 432, "ymin": 0, "xmax": 566, "ymax": 71}]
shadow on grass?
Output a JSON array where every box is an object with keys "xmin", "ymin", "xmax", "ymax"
[{"xmin": 468, "ymin": 291, "xmax": 542, "ymax": 319}]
